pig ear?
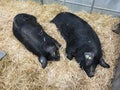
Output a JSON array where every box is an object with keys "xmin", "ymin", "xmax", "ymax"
[
  {"xmin": 31, "ymin": 16, "xmax": 37, "ymax": 22},
  {"xmin": 38, "ymin": 56, "xmax": 48, "ymax": 69},
  {"xmin": 84, "ymin": 52, "xmax": 95, "ymax": 60},
  {"xmin": 99, "ymin": 58, "xmax": 110, "ymax": 68},
  {"xmin": 84, "ymin": 52, "xmax": 95, "ymax": 66}
]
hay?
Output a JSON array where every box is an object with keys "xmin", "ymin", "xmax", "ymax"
[{"xmin": 0, "ymin": 0, "xmax": 120, "ymax": 90}]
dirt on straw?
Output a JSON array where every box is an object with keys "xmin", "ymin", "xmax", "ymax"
[{"xmin": 0, "ymin": 0, "xmax": 120, "ymax": 90}]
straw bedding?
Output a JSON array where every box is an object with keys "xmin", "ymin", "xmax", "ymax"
[{"xmin": 0, "ymin": 0, "xmax": 120, "ymax": 90}]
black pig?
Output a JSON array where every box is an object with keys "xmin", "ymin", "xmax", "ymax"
[
  {"xmin": 13, "ymin": 13, "xmax": 61, "ymax": 68},
  {"xmin": 51, "ymin": 12, "xmax": 110, "ymax": 77}
]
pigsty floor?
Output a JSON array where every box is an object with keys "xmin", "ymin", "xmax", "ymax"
[{"xmin": 0, "ymin": 0, "xmax": 120, "ymax": 90}]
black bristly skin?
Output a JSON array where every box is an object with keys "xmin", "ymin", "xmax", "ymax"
[
  {"xmin": 13, "ymin": 13, "xmax": 61, "ymax": 69},
  {"xmin": 51, "ymin": 12, "xmax": 110, "ymax": 77}
]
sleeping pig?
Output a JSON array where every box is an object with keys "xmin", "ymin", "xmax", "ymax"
[
  {"xmin": 51, "ymin": 12, "xmax": 110, "ymax": 77},
  {"xmin": 13, "ymin": 13, "xmax": 61, "ymax": 68}
]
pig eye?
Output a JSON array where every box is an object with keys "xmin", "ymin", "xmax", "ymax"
[{"xmin": 51, "ymin": 49, "xmax": 59, "ymax": 57}]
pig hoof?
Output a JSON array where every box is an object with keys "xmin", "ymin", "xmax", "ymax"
[
  {"xmin": 88, "ymin": 74, "xmax": 94, "ymax": 78},
  {"xmin": 103, "ymin": 64, "xmax": 110, "ymax": 68},
  {"xmin": 67, "ymin": 55, "xmax": 73, "ymax": 60},
  {"xmin": 99, "ymin": 58, "xmax": 110, "ymax": 68}
]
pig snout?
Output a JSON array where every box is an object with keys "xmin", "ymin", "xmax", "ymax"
[
  {"xmin": 87, "ymin": 71, "xmax": 94, "ymax": 77},
  {"xmin": 84, "ymin": 65, "xmax": 95, "ymax": 77}
]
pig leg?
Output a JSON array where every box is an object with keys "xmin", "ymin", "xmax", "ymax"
[
  {"xmin": 66, "ymin": 47, "xmax": 75, "ymax": 60},
  {"xmin": 99, "ymin": 58, "xmax": 110, "ymax": 68},
  {"xmin": 67, "ymin": 52, "xmax": 73, "ymax": 60},
  {"xmin": 38, "ymin": 56, "xmax": 48, "ymax": 69}
]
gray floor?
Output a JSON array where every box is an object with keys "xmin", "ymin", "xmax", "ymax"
[{"xmin": 41, "ymin": 0, "xmax": 120, "ymax": 16}]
